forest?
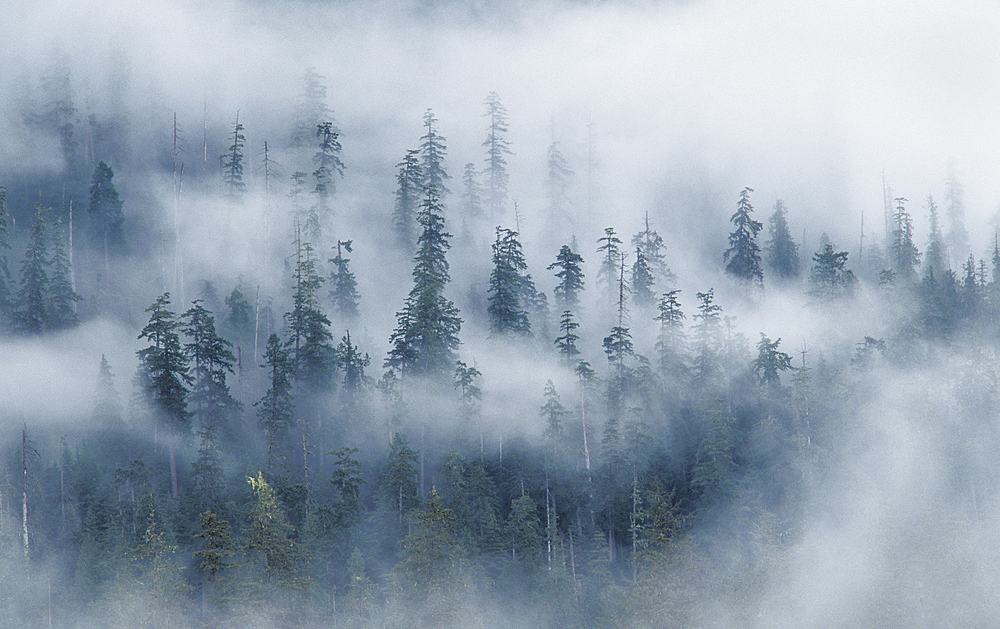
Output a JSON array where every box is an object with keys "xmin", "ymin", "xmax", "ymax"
[{"xmin": 4, "ymin": 1, "xmax": 1000, "ymax": 627}]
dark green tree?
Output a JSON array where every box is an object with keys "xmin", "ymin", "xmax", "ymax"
[
  {"xmin": 399, "ymin": 488, "xmax": 458, "ymax": 601},
  {"xmin": 548, "ymin": 244, "xmax": 585, "ymax": 312},
  {"xmin": 597, "ymin": 227, "xmax": 623, "ymax": 300},
  {"xmin": 386, "ymin": 186, "xmax": 462, "ymax": 378},
  {"xmin": 454, "ymin": 360, "xmax": 482, "ymax": 425},
  {"xmin": 554, "ymin": 309, "xmax": 581, "ymax": 363},
  {"xmin": 182, "ymin": 300, "xmax": 238, "ymax": 433},
  {"xmin": 136, "ymin": 293, "xmax": 191, "ymax": 499},
  {"xmin": 420, "ymin": 109, "xmax": 450, "ymax": 196},
  {"xmin": 488, "ymin": 226, "xmax": 531, "ymax": 337},
  {"xmin": 632, "ymin": 213, "xmax": 674, "ymax": 291},
  {"xmin": 334, "ymin": 331, "xmax": 370, "ymax": 414},
  {"xmin": 311, "ymin": 120, "xmax": 345, "ymax": 241},
  {"xmin": 752, "ymin": 333, "xmax": 792, "ymax": 391},
  {"xmin": 892, "ymin": 197, "xmax": 921, "ymax": 282},
  {"xmin": 393, "ymin": 149, "xmax": 423, "ymax": 252},
  {"xmin": 221, "ymin": 112, "xmax": 246, "ymax": 201},
  {"xmin": 724, "ymin": 187, "xmax": 764, "ymax": 285},
  {"xmin": 285, "ymin": 239, "xmax": 335, "ymax": 392},
  {"xmin": 483, "ymin": 92, "xmax": 512, "ymax": 218},
  {"xmin": 654, "ymin": 289, "xmax": 686, "ymax": 379},
  {"xmin": 329, "ymin": 238, "xmax": 360, "ymax": 323},
  {"xmin": 88, "ymin": 161, "xmax": 125, "ymax": 263},
  {"xmin": 0, "ymin": 188, "xmax": 14, "ymax": 330},
  {"xmin": 14, "ymin": 207, "xmax": 49, "ymax": 335},
  {"xmin": 691, "ymin": 289, "xmax": 723, "ymax": 389},
  {"xmin": 257, "ymin": 333, "xmax": 295, "ymax": 468},
  {"xmin": 540, "ymin": 380, "xmax": 568, "ymax": 443},
  {"xmin": 764, "ymin": 199, "xmax": 800, "ymax": 280},
  {"xmin": 631, "ymin": 244, "xmax": 655, "ymax": 307},
  {"xmin": 47, "ymin": 217, "xmax": 82, "ymax": 330},
  {"xmin": 194, "ymin": 510, "xmax": 236, "ymax": 617},
  {"xmin": 924, "ymin": 195, "xmax": 948, "ymax": 279},
  {"xmin": 809, "ymin": 244, "xmax": 856, "ymax": 301},
  {"xmin": 246, "ymin": 472, "xmax": 301, "ymax": 592}
]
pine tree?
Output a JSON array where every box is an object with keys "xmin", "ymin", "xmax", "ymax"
[
  {"xmin": 285, "ymin": 237, "xmax": 335, "ymax": 392},
  {"xmin": 47, "ymin": 217, "xmax": 82, "ymax": 330},
  {"xmin": 181, "ymin": 300, "xmax": 238, "ymax": 433},
  {"xmin": 554, "ymin": 309, "xmax": 581, "ymax": 363},
  {"xmin": 924, "ymin": 195, "xmax": 948, "ymax": 279},
  {"xmin": 136, "ymin": 293, "xmax": 191, "ymax": 499},
  {"xmin": 540, "ymin": 380, "xmax": 568, "ymax": 442},
  {"xmin": 631, "ymin": 213, "xmax": 674, "ymax": 290},
  {"xmin": 420, "ymin": 109, "xmax": 450, "ymax": 196},
  {"xmin": 329, "ymin": 238, "xmax": 360, "ymax": 323},
  {"xmin": 88, "ymin": 161, "xmax": 125, "ymax": 263},
  {"xmin": 221, "ymin": 112, "xmax": 246, "ymax": 201},
  {"xmin": 311, "ymin": 120, "xmax": 345, "ymax": 241},
  {"xmin": 631, "ymin": 244, "xmax": 655, "ymax": 307},
  {"xmin": 387, "ymin": 186, "xmax": 462, "ymax": 378},
  {"xmin": 483, "ymin": 92, "xmax": 512, "ymax": 218},
  {"xmin": 246, "ymin": 472, "xmax": 300, "ymax": 591},
  {"xmin": 460, "ymin": 162, "xmax": 483, "ymax": 224},
  {"xmin": 892, "ymin": 197, "xmax": 921, "ymax": 283},
  {"xmin": 654, "ymin": 289, "xmax": 686, "ymax": 379},
  {"xmin": 809, "ymin": 244, "xmax": 856, "ymax": 301},
  {"xmin": 393, "ymin": 149, "xmax": 423, "ymax": 252},
  {"xmin": 0, "ymin": 188, "xmax": 14, "ymax": 331},
  {"xmin": 691, "ymin": 289, "xmax": 723, "ymax": 389},
  {"xmin": 596, "ymin": 227, "xmax": 622, "ymax": 300},
  {"xmin": 257, "ymin": 333, "xmax": 295, "ymax": 466},
  {"xmin": 194, "ymin": 510, "xmax": 236, "ymax": 615},
  {"xmin": 14, "ymin": 207, "xmax": 49, "ymax": 335},
  {"xmin": 724, "ymin": 187, "xmax": 764, "ymax": 285},
  {"xmin": 764, "ymin": 199, "xmax": 800, "ymax": 280},
  {"xmin": 290, "ymin": 67, "xmax": 333, "ymax": 150},
  {"xmin": 334, "ymin": 331, "xmax": 371, "ymax": 413},
  {"xmin": 548, "ymin": 244, "xmax": 585, "ymax": 312},
  {"xmin": 454, "ymin": 360, "xmax": 483, "ymax": 427},
  {"xmin": 488, "ymin": 226, "xmax": 531, "ymax": 337},
  {"xmin": 752, "ymin": 334, "xmax": 792, "ymax": 390}
]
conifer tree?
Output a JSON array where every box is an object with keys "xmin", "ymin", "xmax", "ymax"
[
  {"xmin": 554, "ymin": 309, "xmax": 581, "ymax": 363},
  {"xmin": 257, "ymin": 333, "xmax": 295, "ymax": 467},
  {"xmin": 483, "ymin": 92, "xmax": 512, "ymax": 218},
  {"xmin": 393, "ymin": 149, "xmax": 423, "ymax": 252},
  {"xmin": 47, "ymin": 217, "xmax": 82, "ymax": 330},
  {"xmin": 631, "ymin": 213, "xmax": 673, "ymax": 290},
  {"xmin": 540, "ymin": 380, "xmax": 568, "ymax": 443},
  {"xmin": 14, "ymin": 207, "xmax": 49, "ymax": 335},
  {"xmin": 724, "ymin": 187, "xmax": 763, "ymax": 286},
  {"xmin": 136, "ymin": 293, "xmax": 191, "ymax": 499},
  {"xmin": 311, "ymin": 120, "xmax": 345, "ymax": 242},
  {"xmin": 892, "ymin": 197, "xmax": 921, "ymax": 282},
  {"xmin": 246, "ymin": 472, "xmax": 300, "ymax": 591},
  {"xmin": 221, "ymin": 112, "xmax": 246, "ymax": 201},
  {"xmin": 654, "ymin": 289, "xmax": 686, "ymax": 379},
  {"xmin": 488, "ymin": 226, "xmax": 531, "ymax": 337},
  {"xmin": 945, "ymin": 160, "xmax": 969, "ymax": 267},
  {"xmin": 764, "ymin": 199, "xmax": 800, "ymax": 281},
  {"xmin": 460, "ymin": 162, "xmax": 483, "ymax": 224},
  {"xmin": 420, "ymin": 109, "xmax": 450, "ymax": 196},
  {"xmin": 93, "ymin": 354, "xmax": 124, "ymax": 430},
  {"xmin": 924, "ymin": 195, "xmax": 948, "ymax": 279},
  {"xmin": 809, "ymin": 244, "xmax": 856, "ymax": 301},
  {"xmin": 88, "ymin": 161, "xmax": 125, "ymax": 264},
  {"xmin": 0, "ymin": 188, "xmax": 14, "ymax": 330},
  {"xmin": 387, "ymin": 186, "xmax": 462, "ymax": 378},
  {"xmin": 290, "ymin": 67, "xmax": 333, "ymax": 149},
  {"xmin": 454, "ymin": 360, "xmax": 482, "ymax": 425},
  {"xmin": 545, "ymin": 140, "xmax": 572, "ymax": 223},
  {"xmin": 548, "ymin": 244, "xmax": 585, "ymax": 312},
  {"xmin": 691, "ymin": 289, "xmax": 723, "ymax": 389},
  {"xmin": 596, "ymin": 227, "xmax": 622, "ymax": 300},
  {"xmin": 182, "ymin": 300, "xmax": 239, "ymax": 433},
  {"xmin": 631, "ymin": 244, "xmax": 655, "ymax": 307},
  {"xmin": 752, "ymin": 334, "xmax": 792, "ymax": 390},
  {"xmin": 334, "ymin": 331, "xmax": 371, "ymax": 413},
  {"xmin": 285, "ymin": 237, "xmax": 335, "ymax": 392},
  {"xmin": 329, "ymin": 238, "xmax": 360, "ymax": 323}
]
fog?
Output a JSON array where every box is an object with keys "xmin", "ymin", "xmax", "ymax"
[{"xmin": 3, "ymin": 0, "xmax": 1000, "ymax": 627}]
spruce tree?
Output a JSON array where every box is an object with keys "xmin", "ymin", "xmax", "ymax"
[
  {"xmin": 724, "ymin": 187, "xmax": 764, "ymax": 285},
  {"xmin": 548, "ymin": 244, "xmax": 585, "ymax": 312},
  {"xmin": 654, "ymin": 289, "xmax": 686, "ymax": 378},
  {"xmin": 311, "ymin": 120, "xmax": 345, "ymax": 242},
  {"xmin": 630, "ymin": 244, "xmax": 655, "ymax": 307},
  {"xmin": 285, "ymin": 238, "xmax": 335, "ymax": 392},
  {"xmin": 809, "ymin": 244, "xmax": 855, "ymax": 301},
  {"xmin": 487, "ymin": 226, "xmax": 531, "ymax": 337},
  {"xmin": 752, "ymin": 333, "xmax": 792, "ymax": 390},
  {"xmin": 221, "ymin": 112, "xmax": 246, "ymax": 201},
  {"xmin": 924, "ymin": 195, "xmax": 948, "ymax": 279},
  {"xmin": 596, "ymin": 227, "xmax": 622, "ymax": 301},
  {"xmin": 329, "ymin": 238, "xmax": 360, "ymax": 323},
  {"xmin": 393, "ymin": 149, "xmax": 423, "ymax": 252},
  {"xmin": 257, "ymin": 333, "xmax": 295, "ymax": 467},
  {"xmin": 460, "ymin": 163, "xmax": 483, "ymax": 224},
  {"xmin": 92, "ymin": 354, "xmax": 124, "ymax": 430},
  {"xmin": 691, "ymin": 289, "xmax": 723, "ymax": 388},
  {"xmin": 88, "ymin": 161, "xmax": 125, "ymax": 263},
  {"xmin": 420, "ymin": 109, "xmax": 450, "ymax": 196},
  {"xmin": 181, "ymin": 300, "xmax": 239, "ymax": 433},
  {"xmin": 764, "ymin": 199, "xmax": 800, "ymax": 281},
  {"xmin": 386, "ymin": 186, "xmax": 462, "ymax": 378},
  {"xmin": 14, "ymin": 207, "xmax": 49, "ymax": 335},
  {"xmin": 554, "ymin": 309, "xmax": 581, "ymax": 363},
  {"xmin": 483, "ymin": 92, "xmax": 512, "ymax": 218},
  {"xmin": 136, "ymin": 293, "xmax": 191, "ymax": 499},
  {"xmin": 892, "ymin": 197, "xmax": 921, "ymax": 283},
  {"xmin": 47, "ymin": 217, "xmax": 82, "ymax": 330},
  {"xmin": 334, "ymin": 331, "xmax": 371, "ymax": 414},
  {"xmin": 631, "ymin": 213, "xmax": 673, "ymax": 290}
]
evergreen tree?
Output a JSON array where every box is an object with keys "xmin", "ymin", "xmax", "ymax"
[
  {"xmin": 88, "ymin": 161, "xmax": 125, "ymax": 261},
  {"xmin": 654, "ymin": 289, "xmax": 687, "ymax": 379},
  {"xmin": 631, "ymin": 244, "xmax": 655, "ymax": 307},
  {"xmin": 892, "ymin": 197, "xmax": 921, "ymax": 283},
  {"xmin": 596, "ymin": 227, "xmax": 622, "ymax": 300},
  {"xmin": 752, "ymin": 334, "xmax": 792, "ymax": 391},
  {"xmin": 93, "ymin": 354, "xmax": 124, "ymax": 430},
  {"xmin": 387, "ymin": 186, "xmax": 462, "ymax": 378},
  {"xmin": 329, "ymin": 238, "xmax": 360, "ymax": 323},
  {"xmin": 181, "ymin": 300, "xmax": 239, "ymax": 433},
  {"xmin": 257, "ymin": 333, "xmax": 295, "ymax": 466},
  {"xmin": 724, "ymin": 187, "xmax": 764, "ymax": 285},
  {"xmin": 47, "ymin": 217, "xmax": 82, "ymax": 330},
  {"xmin": 333, "ymin": 331, "xmax": 371, "ymax": 413},
  {"xmin": 0, "ymin": 188, "xmax": 14, "ymax": 330},
  {"xmin": 311, "ymin": 120, "xmax": 345, "ymax": 241},
  {"xmin": 924, "ymin": 195, "xmax": 948, "ymax": 279},
  {"xmin": 764, "ymin": 199, "xmax": 800, "ymax": 280},
  {"xmin": 691, "ymin": 289, "xmax": 723, "ymax": 389},
  {"xmin": 454, "ymin": 360, "xmax": 483, "ymax": 425},
  {"xmin": 483, "ymin": 92, "xmax": 512, "ymax": 218},
  {"xmin": 545, "ymin": 140, "xmax": 572, "ymax": 223},
  {"xmin": 224, "ymin": 283, "xmax": 254, "ymax": 344},
  {"xmin": 945, "ymin": 160, "xmax": 969, "ymax": 267},
  {"xmin": 285, "ymin": 238, "xmax": 335, "ymax": 392},
  {"xmin": 540, "ymin": 380, "xmax": 568, "ymax": 443},
  {"xmin": 554, "ymin": 309, "xmax": 581, "ymax": 363},
  {"xmin": 194, "ymin": 510, "xmax": 236, "ymax": 616},
  {"xmin": 631, "ymin": 213, "xmax": 674, "ymax": 290},
  {"xmin": 548, "ymin": 244, "xmax": 585, "ymax": 312},
  {"xmin": 14, "ymin": 207, "xmax": 49, "ymax": 335},
  {"xmin": 420, "ymin": 109, "xmax": 450, "ymax": 196},
  {"xmin": 809, "ymin": 244, "xmax": 856, "ymax": 301},
  {"xmin": 221, "ymin": 112, "xmax": 246, "ymax": 201},
  {"xmin": 246, "ymin": 472, "xmax": 300, "ymax": 592},
  {"xmin": 400, "ymin": 488, "xmax": 458, "ymax": 601},
  {"xmin": 136, "ymin": 293, "xmax": 191, "ymax": 499},
  {"xmin": 393, "ymin": 149, "xmax": 423, "ymax": 252},
  {"xmin": 488, "ymin": 226, "xmax": 531, "ymax": 337},
  {"xmin": 460, "ymin": 162, "xmax": 483, "ymax": 225}
]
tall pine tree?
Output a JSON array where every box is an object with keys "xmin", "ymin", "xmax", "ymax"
[{"xmin": 724, "ymin": 187, "xmax": 763, "ymax": 286}]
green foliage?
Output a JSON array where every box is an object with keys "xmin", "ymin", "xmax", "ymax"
[
  {"xmin": 257, "ymin": 333, "xmax": 295, "ymax": 466},
  {"xmin": 631, "ymin": 244, "xmax": 655, "ymax": 307},
  {"xmin": 393, "ymin": 149, "xmax": 423, "ymax": 252},
  {"xmin": 752, "ymin": 333, "xmax": 792, "ymax": 390},
  {"xmin": 597, "ymin": 227, "xmax": 623, "ymax": 299},
  {"xmin": 14, "ymin": 207, "xmax": 49, "ymax": 335},
  {"xmin": 312, "ymin": 120, "xmax": 344, "ymax": 231},
  {"xmin": 549, "ymin": 243, "xmax": 585, "ymax": 312},
  {"xmin": 399, "ymin": 489, "xmax": 458, "ymax": 600},
  {"xmin": 809, "ymin": 243, "xmax": 856, "ymax": 301},
  {"xmin": 892, "ymin": 197, "xmax": 921, "ymax": 282},
  {"xmin": 632, "ymin": 214, "xmax": 674, "ymax": 294},
  {"xmin": 555, "ymin": 309, "xmax": 581, "ymax": 363},
  {"xmin": 654, "ymin": 289, "xmax": 687, "ymax": 379},
  {"xmin": 764, "ymin": 199, "xmax": 800, "ymax": 280},
  {"xmin": 47, "ymin": 217, "xmax": 81, "ymax": 330},
  {"xmin": 285, "ymin": 240, "xmax": 335, "ymax": 392},
  {"xmin": 540, "ymin": 380, "xmax": 569, "ymax": 442},
  {"xmin": 488, "ymin": 226, "xmax": 531, "ymax": 337},
  {"xmin": 136, "ymin": 293, "xmax": 191, "ymax": 431},
  {"xmin": 221, "ymin": 112, "xmax": 246, "ymax": 201},
  {"xmin": 724, "ymin": 187, "xmax": 764, "ymax": 285},
  {"xmin": 246, "ymin": 472, "xmax": 301, "ymax": 593},
  {"xmin": 182, "ymin": 300, "xmax": 238, "ymax": 432},
  {"xmin": 421, "ymin": 109, "xmax": 451, "ymax": 196},
  {"xmin": 88, "ymin": 160, "xmax": 125, "ymax": 256}
]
